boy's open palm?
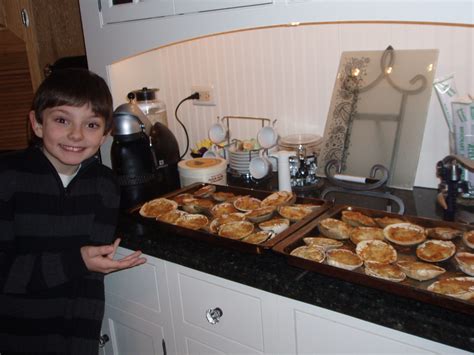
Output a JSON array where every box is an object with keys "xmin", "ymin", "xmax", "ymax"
[{"xmin": 80, "ymin": 238, "xmax": 147, "ymax": 274}]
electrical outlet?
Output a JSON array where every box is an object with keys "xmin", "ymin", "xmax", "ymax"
[{"xmin": 192, "ymin": 85, "xmax": 216, "ymax": 106}]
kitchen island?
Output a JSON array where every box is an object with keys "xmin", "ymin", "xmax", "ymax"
[{"xmin": 109, "ymin": 181, "xmax": 473, "ymax": 354}]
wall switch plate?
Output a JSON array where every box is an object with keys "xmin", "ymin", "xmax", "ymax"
[{"xmin": 192, "ymin": 85, "xmax": 216, "ymax": 106}]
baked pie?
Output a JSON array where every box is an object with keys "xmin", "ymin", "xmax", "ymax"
[
  {"xmin": 349, "ymin": 226, "xmax": 384, "ymax": 245},
  {"xmin": 341, "ymin": 210, "xmax": 377, "ymax": 227},
  {"xmin": 290, "ymin": 245, "xmax": 325, "ymax": 263},
  {"xmin": 364, "ymin": 261, "xmax": 406, "ymax": 282},
  {"xmin": 212, "ymin": 191, "xmax": 236, "ymax": 202},
  {"xmin": 261, "ymin": 191, "xmax": 295, "ymax": 207},
  {"xmin": 326, "ymin": 249, "xmax": 363, "ymax": 270},
  {"xmin": 455, "ymin": 252, "xmax": 474, "ymax": 276},
  {"xmin": 383, "ymin": 223, "xmax": 426, "ymax": 246},
  {"xmin": 209, "ymin": 213, "xmax": 246, "ymax": 234},
  {"xmin": 374, "ymin": 216, "xmax": 405, "ymax": 228},
  {"xmin": 426, "ymin": 227, "xmax": 463, "ymax": 241},
  {"xmin": 193, "ymin": 184, "xmax": 216, "ymax": 198},
  {"xmin": 278, "ymin": 205, "xmax": 313, "ymax": 222},
  {"xmin": 463, "ymin": 230, "xmax": 474, "ymax": 249},
  {"xmin": 318, "ymin": 218, "xmax": 352, "ymax": 240},
  {"xmin": 416, "ymin": 240, "xmax": 455, "ymax": 263},
  {"xmin": 139, "ymin": 198, "xmax": 178, "ymax": 218},
  {"xmin": 396, "ymin": 260, "xmax": 446, "ymax": 281},
  {"xmin": 156, "ymin": 209, "xmax": 187, "ymax": 224},
  {"xmin": 427, "ymin": 277, "xmax": 474, "ymax": 300},
  {"xmin": 218, "ymin": 221, "xmax": 254, "ymax": 240},
  {"xmin": 211, "ymin": 202, "xmax": 238, "ymax": 217},
  {"xmin": 259, "ymin": 218, "xmax": 290, "ymax": 234},
  {"xmin": 356, "ymin": 240, "xmax": 397, "ymax": 264},
  {"xmin": 303, "ymin": 237, "xmax": 343, "ymax": 251},
  {"xmin": 175, "ymin": 213, "xmax": 209, "ymax": 230},
  {"xmin": 244, "ymin": 206, "xmax": 275, "ymax": 223},
  {"xmin": 242, "ymin": 231, "xmax": 274, "ymax": 244},
  {"xmin": 233, "ymin": 196, "xmax": 262, "ymax": 212}
]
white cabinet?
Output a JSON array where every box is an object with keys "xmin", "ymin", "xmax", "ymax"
[{"xmin": 99, "ymin": 0, "xmax": 272, "ymax": 24}]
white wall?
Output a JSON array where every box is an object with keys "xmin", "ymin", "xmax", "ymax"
[{"xmin": 108, "ymin": 22, "xmax": 473, "ymax": 188}]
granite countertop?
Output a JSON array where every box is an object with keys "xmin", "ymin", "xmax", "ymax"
[{"xmin": 117, "ymin": 177, "xmax": 474, "ymax": 352}]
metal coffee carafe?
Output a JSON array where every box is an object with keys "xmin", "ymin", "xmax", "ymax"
[{"xmin": 111, "ymin": 92, "xmax": 180, "ymax": 209}]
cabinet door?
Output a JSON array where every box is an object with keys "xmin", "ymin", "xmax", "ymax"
[
  {"xmin": 100, "ymin": 0, "xmax": 174, "ymax": 24},
  {"xmin": 166, "ymin": 261, "xmax": 279, "ymax": 355},
  {"xmin": 174, "ymin": 0, "xmax": 272, "ymax": 15}
]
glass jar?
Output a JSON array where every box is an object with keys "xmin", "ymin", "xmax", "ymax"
[{"xmin": 132, "ymin": 87, "xmax": 168, "ymax": 127}]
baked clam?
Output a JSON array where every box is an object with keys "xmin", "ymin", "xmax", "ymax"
[
  {"xmin": 139, "ymin": 198, "xmax": 178, "ymax": 218},
  {"xmin": 182, "ymin": 198, "xmax": 215, "ymax": 214},
  {"xmin": 261, "ymin": 191, "xmax": 295, "ymax": 208},
  {"xmin": 364, "ymin": 261, "xmax": 406, "ymax": 282},
  {"xmin": 244, "ymin": 206, "xmax": 275, "ymax": 223},
  {"xmin": 455, "ymin": 252, "xmax": 474, "ymax": 276},
  {"xmin": 175, "ymin": 213, "xmax": 209, "ymax": 230},
  {"xmin": 318, "ymin": 218, "xmax": 352, "ymax": 240},
  {"xmin": 218, "ymin": 221, "xmax": 254, "ymax": 240},
  {"xmin": 396, "ymin": 260, "xmax": 446, "ymax": 281},
  {"xmin": 416, "ymin": 240, "xmax": 455, "ymax": 263},
  {"xmin": 171, "ymin": 193, "xmax": 194, "ymax": 206},
  {"xmin": 278, "ymin": 205, "xmax": 313, "ymax": 222},
  {"xmin": 303, "ymin": 237, "xmax": 343, "ymax": 251},
  {"xmin": 233, "ymin": 195, "xmax": 262, "ymax": 212},
  {"xmin": 212, "ymin": 191, "xmax": 236, "ymax": 202},
  {"xmin": 341, "ymin": 210, "xmax": 377, "ymax": 227},
  {"xmin": 326, "ymin": 249, "xmax": 363, "ymax": 271},
  {"xmin": 290, "ymin": 245, "xmax": 325, "ymax": 263},
  {"xmin": 426, "ymin": 227, "xmax": 463, "ymax": 241},
  {"xmin": 242, "ymin": 231, "xmax": 275, "ymax": 244},
  {"xmin": 427, "ymin": 277, "xmax": 474, "ymax": 300},
  {"xmin": 211, "ymin": 202, "xmax": 238, "ymax": 217},
  {"xmin": 349, "ymin": 226, "xmax": 384, "ymax": 245},
  {"xmin": 193, "ymin": 184, "xmax": 216, "ymax": 198},
  {"xmin": 383, "ymin": 223, "xmax": 426, "ymax": 246},
  {"xmin": 374, "ymin": 216, "xmax": 405, "ymax": 228},
  {"xmin": 156, "ymin": 209, "xmax": 187, "ymax": 224},
  {"xmin": 209, "ymin": 213, "xmax": 246, "ymax": 234},
  {"xmin": 463, "ymin": 230, "xmax": 474, "ymax": 249},
  {"xmin": 258, "ymin": 218, "xmax": 290, "ymax": 234},
  {"xmin": 356, "ymin": 240, "xmax": 397, "ymax": 264}
]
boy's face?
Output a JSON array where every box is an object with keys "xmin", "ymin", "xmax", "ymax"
[{"xmin": 29, "ymin": 104, "xmax": 107, "ymax": 175}]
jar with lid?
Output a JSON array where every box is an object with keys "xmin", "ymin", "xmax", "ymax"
[{"xmin": 131, "ymin": 87, "xmax": 168, "ymax": 127}]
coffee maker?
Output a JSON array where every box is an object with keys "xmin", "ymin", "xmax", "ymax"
[{"xmin": 111, "ymin": 92, "xmax": 181, "ymax": 209}]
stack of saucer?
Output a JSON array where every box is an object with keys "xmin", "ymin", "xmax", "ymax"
[
  {"xmin": 228, "ymin": 148, "xmax": 260, "ymax": 174},
  {"xmin": 278, "ymin": 133, "xmax": 323, "ymax": 156}
]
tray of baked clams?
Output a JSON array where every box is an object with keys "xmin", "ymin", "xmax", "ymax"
[
  {"xmin": 272, "ymin": 205, "xmax": 474, "ymax": 315},
  {"xmin": 136, "ymin": 183, "xmax": 332, "ymax": 254}
]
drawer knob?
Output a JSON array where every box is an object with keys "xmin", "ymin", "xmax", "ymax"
[
  {"xmin": 99, "ymin": 334, "xmax": 110, "ymax": 348},
  {"xmin": 206, "ymin": 307, "xmax": 223, "ymax": 324}
]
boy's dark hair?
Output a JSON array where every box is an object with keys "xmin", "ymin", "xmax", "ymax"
[{"xmin": 31, "ymin": 68, "xmax": 114, "ymax": 134}]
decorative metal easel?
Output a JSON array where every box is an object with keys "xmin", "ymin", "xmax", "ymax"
[{"xmin": 321, "ymin": 46, "xmax": 429, "ymax": 214}]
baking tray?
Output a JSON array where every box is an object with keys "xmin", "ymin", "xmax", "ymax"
[
  {"xmin": 272, "ymin": 205, "xmax": 474, "ymax": 315},
  {"xmin": 131, "ymin": 183, "xmax": 332, "ymax": 254}
]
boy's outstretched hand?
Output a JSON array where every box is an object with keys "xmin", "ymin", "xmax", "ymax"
[{"xmin": 80, "ymin": 238, "xmax": 147, "ymax": 274}]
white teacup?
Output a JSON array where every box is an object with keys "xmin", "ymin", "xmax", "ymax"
[
  {"xmin": 257, "ymin": 126, "xmax": 278, "ymax": 149},
  {"xmin": 249, "ymin": 156, "xmax": 272, "ymax": 180},
  {"xmin": 208, "ymin": 123, "xmax": 228, "ymax": 144}
]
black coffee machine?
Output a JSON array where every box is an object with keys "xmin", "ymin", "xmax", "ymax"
[{"xmin": 111, "ymin": 93, "xmax": 180, "ymax": 209}]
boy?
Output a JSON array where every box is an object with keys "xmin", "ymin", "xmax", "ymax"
[{"xmin": 0, "ymin": 69, "xmax": 146, "ymax": 354}]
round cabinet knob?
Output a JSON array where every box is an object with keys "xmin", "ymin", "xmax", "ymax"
[
  {"xmin": 206, "ymin": 307, "xmax": 223, "ymax": 324},
  {"xmin": 99, "ymin": 334, "xmax": 110, "ymax": 348}
]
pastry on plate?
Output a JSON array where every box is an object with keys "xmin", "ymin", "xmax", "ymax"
[
  {"xmin": 233, "ymin": 195, "xmax": 262, "ymax": 212},
  {"xmin": 383, "ymin": 223, "xmax": 426, "ymax": 246},
  {"xmin": 318, "ymin": 218, "xmax": 352, "ymax": 240},
  {"xmin": 427, "ymin": 277, "xmax": 474, "ymax": 300},
  {"xmin": 326, "ymin": 249, "xmax": 363, "ymax": 270},
  {"xmin": 396, "ymin": 260, "xmax": 446, "ymax": 281},
  {"xmin": 156, "ymin": 209, "xmax": 187, "ymax": 224},
  {"xmin": 242, "ymin": 231, "xmax": 274, "ymax": 244},
  {"xmin": 175, "ymin": 213, "xmax": 209, "ymax": 230},
  {"xmin": 426, "ymin": 227, "xmax": 463, "ymax": 241},
  {"xmin": 455, "ymin": 252, "xmax": 474, "ymax": 276},
  {"xmin": 218, "ymin": 221, "xmax": 254, "ymax": 240},
  {"xmin": 211, "ymin": 202, "xmax": 238, "ymax": 217},
  {"xmin": 341, "ymin": 210, "xmax": 377, "ymax": 227},
  {"xmin": 303, "ymin": 237, "xmax": 343, "ymax": 251},
  {"xmin": 290, "ymin": 245, "xmax": 325, "ymax": 263},
  {"xmin": 349, "ymin": 226, "xmax": 384, "ymax": 245},
  {"xmin": 193, "ymin": 184, "xmax": 216, "ymax": 198},
  {"xmin": 356, "ymin": 240, "xmax": 397, "ymax": 264},
  {"xmin": 261, "ymin": 191, "xmax": 295, "ymax": 207},
  {"xmin": 278, "ymin": 205, "xmax": 314, "ymax": 222},
  {"xmin": 364, "ymin": 261, "xmax": 406, "ymax": 282},
  {"xmin": 374, "ymin": 216, "xmax": 405, "ymax": 228},
  {"xmin": 463, "ymin": 230, "xmax": 474, "ymax": 249},
  {"xmin": 259, "ymin": 218, "xmax": 290, "ymax": 234},
  {"xmin": 244, "ymin": 206, "xmax": 275, "ymax": 223},
  {"xmin": 139, "ymin": 198, "xmax": 178, "ymax": 218},
  {"xmin": 212, "ymin": 191, "xmax": 236, "ymax": 202},
  {"xmin": 416, "ymin": 240, "xmax": 455, "ymax": 263},
  {"xmin": 209, "ymin": 213, "xmax": 246, "ymax": 234}
]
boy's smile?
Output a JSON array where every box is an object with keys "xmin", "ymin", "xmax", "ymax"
[{"xmin": 29, "ymin": 104, "xmax": 106, "ymax": 175}]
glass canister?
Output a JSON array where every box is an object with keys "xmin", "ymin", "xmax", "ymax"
[{"xmin": 132, "ymin": 87, "xmax": 168, "ymax": 127}]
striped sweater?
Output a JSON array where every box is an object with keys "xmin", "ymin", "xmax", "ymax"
[{"xmin": 0, "ymin": 146, "xmax": 120, "ymax": 354}]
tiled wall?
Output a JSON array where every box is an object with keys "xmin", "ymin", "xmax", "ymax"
[{"xmin": 109, "ymin": 22, "xmax": 473, "ymax": 188}]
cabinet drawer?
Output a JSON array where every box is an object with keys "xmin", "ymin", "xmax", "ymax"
[{"xmin": 176, "ymin": 271, "xmax": 265, "ymax": 352}]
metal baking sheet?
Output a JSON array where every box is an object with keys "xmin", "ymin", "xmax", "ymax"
[
  {"xmin": 132, "ymin": 183, "xmax": 332, "ymax": 254},
  {"xmin": 272, "ymin": 205, "xmax": 474, "ymax": 315}
]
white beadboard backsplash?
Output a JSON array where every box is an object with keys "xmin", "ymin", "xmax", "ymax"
[{"xmin": 108, "ymin": 22, "xmax": 473, "ymax": 189}]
